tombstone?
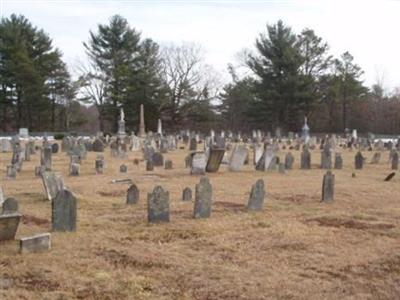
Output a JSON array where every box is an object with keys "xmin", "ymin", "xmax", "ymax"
[
  {"xmin": 392, "ymin": 152, "xmax": 399, "ymax": 170},
  {"xmin": 42, "ymin": 147, "xmax": 52, "ymax": 171},
  {"xmin": 164, "ymin": 160, "xmax": 173, "ymax": 170},
  {"xmin": 256, "ymin": 147, "xmax": 277, "ymax": 171},
  {"xmin": 206, "ymin": 149, "xmax": 225, "ymax": 173},
  {"xmin": 0, "ymin": 213, "xmax": 21, "ymax": 241},
  {"xmin": 182, "ymin": 187, "xmax": 192, "ymax": 201},
  {"xmin": 228, "ymin": 145, "xmax": 248, "ymax": 171},
  {"xmin": 321, "ymin": 145, "xmax": 332, "ymax": 169},
  {"xmin": 334, "ymin": 153, "xmax": 343, "ymax": 170},
  {"xmin": 51, "ymin": 143, "xmax": 59, "ymax": 154},
  {"xmin": 253, "ymin": 144, "xmax": 264, "ymax": 165},
  {"xmin": 147, "ymin": 186, "xmax": 170, "ymax": 223},
  {"xmin": 0, "ymin": 187, "xmax": 3, "ymax": 206},
  {"xmin": 371, "ymin": 152, "xmax": 381, "ymax": 164},
  {"xmin": 193, "ymin": 177, "xmax": 213, "ymax": 219},
  {"xmin": 52, "ymin": 189, "xmax": 77, "ymax": 232},
  {"xmin": 2, "ymin": 198, "xmax": 19, "ymax": 215},
  {"xmin": 70, "ymin": 163, "xmax": 80, "ymax": 176},
  {"xmin": 143, "ymin": 145, "xmax": 155, "ymax": 161},
  {"xmin": 247, "ymin": 179, "xmax": 266, "ymax": 211},
  {"xmin": 42, "ymin": 171, "xmax": 64, "ymax": 201},
  {"xmin": 6, "ymin": 165, "xmax": 17, "ymax": 179},
  {"xmin": 191, "ymin": 152, "xmax": 207, "ymax": 175},
  {"xmin": 146, "ymin": 160, "xmax": 154, "ymax": 171},
  {"xmin": 284, "ymin": 152, "xmax": 294, "ymax": 170},
  {"xmin": 95, "ymin": 158, "xmax": 104, "ymax": 174},
  {"xmin": 127, "ymin": 184, "xmax": 139, "ymax": 205},
  {"xmin": 301, "ymin": 147, "xmax": 311, "ymax": 169},
  {"xmin": 152, "ymin": 152, "xmax": 164, "ymax": 167},
  {"xmin": 215, "ymin": 136, "xmax": 226, "ymax": 149},
  {"xmin": 120, "ymin": 164, "xmax": 128, "ymax": 173},
  {"xmin": 189, "ymin": 138, "xmax": 197, "ymax": 151},
  {"xmin": 321, "ymin": 171, "xmax": 335, "ymax": 202},
  {"xmin": 355, "ymin": 151, "xmax": 364, "ymax": 170},
  {"xmin": 92, "ymin": 139, "xmax": 105, "ymax": 152},
  {"xmin": 20, "ymin": 233, "xmax": 51, "ymax": 254}
]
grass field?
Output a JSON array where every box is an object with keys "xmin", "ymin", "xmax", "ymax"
[{"xmin": 1, "ymin": 143, "xmax": 399, "ymax": 299}]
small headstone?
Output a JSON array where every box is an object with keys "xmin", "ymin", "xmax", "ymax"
[
  {"xmin": 371, "ymin": 152, "xmax": 381, "ymax": 164},
  {"xmin": 334, "ymin": 153, "xmax": 343, "ymax": 169},
  {"xmin": 95, "ymin": 158, "xmax": 104, "ymax": 174},
  {"xmin": 193, "ymin": 177, "xmax": 212, "ymax": 219},
  {"xmin": 120, "ymin": 164, "xmax": 128, "ymax": 173},
  {"xmin": 182, "ymin": 187, "xmax": 192, "ymax": 201},
  {"xmin": 355, "ymin": 151, "xmax": 364, "ymax": 170},
  {"xmin": 147, "ymin": 186, "xmax": 170, "ymax": 223},
  {"xmin": 127, "ymin": 184, "xmax": 139, "ymax": 204},
  {"xmin": 92, "ymin": 139, "xmax": 105, "ymax": 152},
  {"xmin": 42, "ymin": 171, "xmax": 64, "ymax": 201},
  {"xmin": 391, "ymin": 152, "xmax": 399, "ymax": 170},
  {"xmin": 51, "ymin": 143, "xmax": 59, "ymax": 154},
  {"xmin": 52, "ymin": 189, "xmax": 77, "ymax": 232},
  {"xmin": 69, "ymin": 163, "xmax": 80, "ymax": 176},
  {"xmin": 321, "ymin": 170, "xmax": 335, "ymax": 202},
  {"xmin": 42, "ymin": 146, "xmax": 52, "ymax": 171},
  {"xmin": 191, "ymin": 152, "xmax": 207, "ymax": 175},
  {"xmin": 164, "ymin": 160, "xmax": 173, "ymax": 170},
  {"xmin": 152, "ymin": 152, "xmax": 164, "ymax": 166},
  {"xmin": 247, "ymin": 179, "xmax": 266, "ymax": 211},
  {"xmin": 20, "ymin": 233, "xmax": 51, "ymax": 254},
  {"xmin": 146, "ymin": 160, "xmax": 154, "ymax": 171},
  {"xmin": 301, "ymin": 147, "xmax": 311, "ymax": 169},
  {"xmin": 2, "ymin": 198, "xmax": 19, "ymax": 214},
  {"xmin": 284, "ymin": 152, "xmax": 294, "ymax": 170},
  {"xmin": 6, "ymin": 165, "xmax": 17, "ymax": 179},
  {"xmin": 0, "ymin": 213, "xmax": 21, "ymax": 241}
]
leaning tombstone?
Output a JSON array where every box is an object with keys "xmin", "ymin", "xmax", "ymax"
[
  {"xmin": 20, "ymin": 233, "xmax": 51, "ymax": 254},
  {"xmin": 2, "ymin": 198, "xmax": 19, "ymax": 215},
  {"xmin": 228, "ymin": 145, "xmax": 248, "ymax": 171},
  {"xmin": 42, "ymin": 171, "xmax": 64, "ymax": 201},
  {"xmin": 334, "ymin": 153, "xmax": 343, "ymax": 170},
  {"xmin": 182, "ymin": 187, "xmax": 192, "ymax": 201},
  {"xmin": 321, "ymin": 170, "xmax": 335, "ymax": 202},
  {"xmin": 127, "ymin": 184, "xmax": 139, "ymax": 205},
  {"xmin": 247, "ymin": 179, "xmax": 266, "ymax": 211},
  {"xmin": 52, "ymin": 189, "xmax": 77, "ymax": 232},
  {"xmin": 147, "ymin": 186, "xmax": 170, "ymax": 223},
  {"xmin": 191, "ymin": 152, "xmax": 207, "ymax": 175},
  {"xmin": 193, "ymin": 177, "xmax": 213, "ymax": 219},
  {"xmin": 284, "ymin": 152, "xmax": 294, "ymax": 170},
  {"xmin": 355, "ymin": 151, "xmax": 364, "ymax": 170},
  {"xmin": 391, "ymin": 151, "xmax": 399, "ymax": 170},
  {"xmin": 0, "ymin": 213, "xmax": 21, "ymax": 241},
  {"xmin": 206, "ymin": 149, "xmax": 225, "ymax": 172}
]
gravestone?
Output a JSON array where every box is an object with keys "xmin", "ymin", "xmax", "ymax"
[
  {"xmin": 42, "ymin": 147, "xmax": 52, "ymax": 171},
  {"xmin": 70, "ymin": 163, "xmax": 80, "ymax": 176},
  {"xmin": 247, "ymin": 179, "xmax": 266, "ymax": 211},
  {"xmin": 92, "ymin": 139, "xmax": 105, "ymax": 152},
  {"xmin": 2, "ymin": 198, "xmax": 19, "ymax": 214},
  {"xmin": 256, "ymin": 148, "xmax": 277, "ymax": 171},
  {"xmin": 95, "ymin": 158, "xmax": 104, "ymax": 174},
  {"xmin": 42, "ymin": 171, "xmax": 64, "ymax": 201},
  {"xmin": 391, "ymin": 152, "xmax": 399, "ymax": 170},
  {"xmin": 0, "ymin": 213, "xmax": 21, "ymax": 241},
  {"xmin": 189, "ymin": 138, "xmax": 197, "ymax": 151},
  {"xmin": 321, "ymin": 170, "xmax": 335, "ymax": 202},
  {"xmin": 127, "ymin": 184, "xmax": 139, "ymax": 205},
  {"xmin": 371, "ymin": 152, "xmax": 381, "ymax": 164},
  {"xmin": 0, "ymin": 187, "xmax": 3, "ymax": 206},
  {"xmin": 6, "ymin": 165, "xmax": 17, "ymax": 179},
  {"xmin": 321, "ymin": 145, "xmax": 332, "ymax": 169},
  {"xmin": 355, "ymin": 151, "xmax": 364, "ymax": 169},
  {"xmin": 35, "ymin": 166, "xmax": 45, "ymax": 177},
  {"xmin": 152, "ymin": 152, "xmax": 164, "ymax": 167},
  {"xmin": 253, "ymin": 144, "xmax": 264, "ymax": 165},
  {"xmin": 182, "ymin": 187, "xmax": 192, "ymax": 201},
  {"xmin": 120, "ymin": 164, "xmax": 128, "ymax": 173},
  {"xmin": 228, "ymin": 145, "xmax": 248, "ymax": 171},
  {"xmin": 334, "ymin": 153, "xmax": 343, "ymax": 169},
  {"xmin": 164, "ymin": 160, "xmax": 173, "ymax": 170},
  {"xmin": 191, "ymin": 152, "xmax": 207, "ymax": 175},
  {"xmin": 215, "ymin": 136, "xmax": 226, "ymax": 149},
  {"xmin": 24, "ymin": 146, "xmax": 31, "ymax": 162},
  {"xmin": 284, "ymin": 152, "xmax": 294, "ymax": 170},
  {"xmin": 146, "ymin": 160, "xmax": 154, "ymax": 171},
  {"xmin": 52, "ymin": 189, "xmax": 77, "ymax": 231},
  {"xmin": 193, "ymin": 177, "xmax": 212, "ymax": 219},
  {"xmin": 51, "ymin": 143, "xmax": 59, "ymax": 154},
  {"xmin": 147, "ymin": 186, "xmax": 170, "ymax": 223},
  {"xmin": 20, "ymin": 233, "xmax": 51, "ymax": 254},
  {"xmin": 206, "ymin": 149, "xmax": 225, "ymax": 172},
  {"xmin": 301, "ymin": 147, "xmax": 311, "ymax": 169}
]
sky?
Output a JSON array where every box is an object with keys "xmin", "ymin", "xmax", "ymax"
[{"xmin": 1, "ymin": 0, "xmax": 400, "ymax": 90}]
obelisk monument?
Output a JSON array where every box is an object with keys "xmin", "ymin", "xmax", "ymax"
[{"xmin": 139, "ymin": 104, "xmax": 146, "ymax": 137}]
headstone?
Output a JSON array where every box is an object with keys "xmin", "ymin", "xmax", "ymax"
[
  {"xmin": 321, "ymin": 170, "xmax": 335, "ymax": 202},
  {"xmin": 24, "ymin": 146, "xmax": 31, "ymax": 161},
  {"xmin": 391, "ymin": 152, "xmax": 399, "ymax": 170},
  {"xmin": 147, "ymin": 186, "xmax": 170, "ymax": 223},
  {"xmin": 253, "ymin": 144, "xmax": 264, "ymax": 165},
  {"xmin": 20, "ymin": 233, "xmax": 51, "ymax": 254},
  {"xmin": 164, "ymin": 160, "xmax": 173, "ymax": 170},
  {"xmin": 92, "ymin": 139, "xmax": 105, "ymax": 152},
  {"xmin": 42, "ymin": 147, "xmax": 52, "ymax": 171},
  {"xmin": 301, "ymin": 147, "xmax": 311, "ymax": 169},
  {"xmin": 6, "ymin": 165, "xmax": 17, "ymax": 179},
  {"xmin": 206, "ymin": 149, "xmax": 225, "ymax": 173},
  {"xmin": 284, "ymin": 152, "xmax": 294, "ymax": 170},
  {"xmin": 35, "ymin": 166, "xmax": 45, "ymax": 177},
  {"xmin": 193, "ymin": 177, "xmax": 212, "ymax": 219},
  {"xmin": 2, "ymin": 198, "xmax": 18, "ymax": 214},
  {"xmin": 355, "ymin": 151, "xmax": 364, "ymax": 170},
  {"xmin": 334, "ymin": 153, "xmax": 343, "ymax": 169},
  {"xmin": 0, "ymin": 213, "xmax": 21, "ymax": 241},
  {"xmin": 371, "ymin": 152, "xmax": 381, "ymax": 164},
  {"xmin": 51, "ymin": 143, "xmax": 59, "ymax": 154},
  {"xmin": 0, "ymin": 187, "xmax": 3, "ymax": 206},
  {"xmin": 182, "ymin": 187, "xmax": 192, "ymax": 201},
  {"xmin": 152, "ymin": 152, "xmax": 164, "ymax": 167},
  {"xmin": 70, "ymin": 163, "xmax": 80, "ymax": 176},
  {"xmin": 321, "ymin": 144, "xmax": 332, "ymax": 169},
  {"xmin": 191, "ymin": 152, "xmax": 207, "ymax": 175},
  {"xmin": 228, "ymin": 145, "xmax": 248, "ymax": 171},
  {"xmin": 120, "ymin": 164, "xmax": 128, "ymax": 173},
  {"xmin": 146, "ymin": 160, "xmax": 154, "ymax": 171},
  {"xmin": 52, "ymin": 189, "xmax": 77, "ymax": 231},
  {"xmin": 247, "ymin": 179, "xmax": 266, "ymax": 211},
  {"xmin": 42, "ymin": 171, "xmax": 64, "ymax": 201},
  {"xmin": 127, "ymin": 184, "xmax": 139, "ymax": 205},
  {"xmin": 189, "ymin": 138, "xmax": 197, "ymax": 151}
]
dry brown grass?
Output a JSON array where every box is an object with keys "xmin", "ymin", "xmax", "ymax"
[{"xmin": 1, "ymin": 144, "xmax": 400, "ymax": 299}]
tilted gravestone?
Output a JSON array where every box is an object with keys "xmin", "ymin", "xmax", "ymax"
[
  {"xmin": 0, "ymin": 213, "xmax": 21, "ymax": 241},
  {"xmin": 42, "ymin": 171, "xmax": 64, "ymax": 201},
  {"xmin": 164, "ymin": 160, "xmax": 173, "ymax": 170},
  {"xmin": 253, "ymin": 144, "xmax": 264, "ymax": 165},
  {"xmin": 228, "ymin": 145, "xmax": 248, "ymax": 171},
  {"xmin": 191, "ymin": 152, "xmax": 207, "ymax": 175},
  {"xmin": 247, "ymin": 179, "xmax": 266, "ymax": 211},
  {"xmin": 321, "ymin": 170, "xmax": 335, "ymax": 202},
  {"xmin": 127, "ymin": 184, "xmax": 139, "ymax": 204},
  {"xmin": 301, "ymin": 147, "xmax": 311, "ymax": 169},
  {"xmin": 391, "ymin": 151, "xmax": 399, "ymax": 170},
  {"xmin": 152, "ymin": 152, "xmax": 164, "ymax": 167},
  {"xmin": 193, "ymin": 177, "xmax": 213, "ymax": 219},
  {"xmin": 147, "ymin": 186, "xmax": 170, "ymax": 223},
  {"xmin": 2, "ymin": 198, "xmax": 19, "ymax": 214},
  {"xmin": 334, "ymin": 153, "xmax": 343, "ymax": 169},
  {"xmin": 182, "ymin": 187, "xmax": 192, "ymax": 201},
  {"xmin": 285, "ymin": 152, "xmax": 294, "ymax": 170},
  {"xmin": 256, "ymin": 147, "xmax": 277, "ymax": 171},
  {"xmin": 20, "ymin": 233, "xmax": 51, "ymax": 254},
  {"xmin": 52, "ymin": 189, "xmax": 77, "ymax": 231},
  {"xmin": 206, "ymin": 149, "xmax": 225, "ymax": 173},
  {"xmin": 371, "ymin": 152, "xmax": 381, "ymax": 164},
  {"xmin": 355, "ymin": 151, "xmax": 364, "ymax": 169}
]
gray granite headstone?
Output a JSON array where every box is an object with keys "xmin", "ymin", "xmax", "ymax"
[
  {"xmin": 120, "ymin": 164, "xmax": 128, "ymax": 173},
  {"xmin": 321, "ymin": 170, "xmax": 335, "ymax": 202},
  {"xmin": 193, "ymin": 177, "xmax": 212, "ymax": 218},
  {"xmin": 391, "ymin": 151, "xmax": 399, "ymax": 170},
  {"xmin": 334, "ymin": 153, "xmax": 343, "ymax": 169},
  {"xmin": 301, "ymin": 147, "xmax": 311, "ymax": 169},
  {"xmin": 152, "ymin": 152, "xmax": 164, "ymax": 166},
  {"xmin": 284, "ymin": 152, "xmax": 294, "ymax": 170},
  {"xmin": 0, "ymin": 213, "xmax": 21, "ymax": 241},
  {"xmin": 355, "ymin": 151, "xmax": 364, "ymax": 170},
  {"xmin": 182, "ymin": 187, "xmax": 192, "ymax": 201},
  {"xmin": 6, "ymin": 165, "xmax": 17, "ymax": 179},
  {"xmin": 42, "ymin": 147, "xmax": 52, "ymax": 171},
  {"xmin": 247, "ymin": 179, "xmax": 266, "ymax": 211},
  {"xmin": 52, "ymin": 189, "xmax": 77, "ymax": 232},
  {"xmin": 147, "ymin": 186, "xmax": 170, "ymax": 223},
  {"xmin": 164, "ymin": 160, "xmax": 173, "ymax": 170},
  {"xmin": 191, "ymin": 152, "xmax": 207, "ymax": 175},
  {"xmin": 42, "ymin": 171, "xmax": 64, "ymax": 201},
  {"xmin": 127, "ymin": 184, "xmax": 139, "ymax": 205},
  {"xmin": 2, "ymin": 198, "xmax": 18, "ymax": 214},
  {"xmin": 228, "ymin": 145, "xmax": 248, "ymax": 171}
]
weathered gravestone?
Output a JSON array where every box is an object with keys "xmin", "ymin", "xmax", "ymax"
[
  {"xmin": 51, "ymin": 143, "xmax": 59, "ymax": 154},
  {"xmin": 321, "ymin": 170, "xmax": 335, "ymax": 202},
  {"xmin": 256, "ymin": 148, "xmax": 277, "ymax": 171},
  {"xmin": 24, "ymin": 146, "xmax": 31, "ymax": 162},
  {"xmin": 95, "ymin": 157, "xmax": 104, "ymax": 174},
  {"xmin": 182, "ymin": 187, "xmax": 192, "ymax": 201},
  {"xmin": 193, "ymin": 177, "xmax": 212, "ymax": 219},
  {"xmin": 189, "ymin": 138, "xmax": 197, "ymax": 151},
  {"xmin": 52, "ymin": 189, "xmax": 77, "ymax": 231},
  {"xmin": 0, "ymin": 186, "xmax": 4, "ymax": 206},
  {"xmin": 301, "ymin": 147, "xmax": 311, "ymax": 169},
  {"xmin": 355, "ymin": 151, "xmax": 364, "ymax": 170},
  {"xmin": 152, "ymin": 152, "xmax": 164, "ymax": 167},
  {"xmin": 42, "ymin": 171, "xmax": 64, "ymax": 201},
  {"xmin": 391, "ymin": 152, "xmax": 399, "ymax": 170},
  {"xmin": 334, "ymin": 153, "xmax": 343, "ymax": 169},
  {"xmin": 127, "ymin": 184, "xmax": 139, "ymax": 204},
  {"xmin": 0, "ymin": 213, "xmax": 21, "ymax": 241},
  {"xmin": 285, "ymin": 152, "xmax": 294, "ymax": 170},
  {"xmin": 321, "ymin": 145, "xmax": 332, "ymax": 169},
  {"xmin": 70, "ymin": 163, "xmax": 80, "ymax": 176},
  {"xmin": 146, "ymin": 160, "xmax": 154, "ymax": 171},
  {"xmin": 6, "ymin": 165, "xmax": 17, "ymax": 179},
  {"xmin": 253, "ymin": 144, "xmax": 264, "ymax": 165},
  {"xmin": 41, "ymin": 147, "xmax": 52, "ymax": 171},
  {"xmin": 164, "ymin": 160, "xmax": 173, "ymax": 170},
  {"xmin": 371, "ymin": 152, "xmax": 381, "ymax": 164},
  {"xmin": 120, "ymin": 164, "xmax": 128, "ymax": 173},
  {"xmin": 191, "ymin": 152, "xmax": 207, "ymax": 175},
  {"xmin": 20, "ymin": 233, "xmax": 51, "ymax": 254},
  {"xmin": 147, "ymin": 186, "xmax": 170, "ymax": 223},
  {"xmin": 206, "ymin": 149, "xmax": 225, "ymax": 173},
  {"xmin": 2, "ymin": 198, "xmax": 19, "ymax": 214},
  {"xmin": 228, "ymin": 145, "xmax": 248, "ymax": 171},
  {"xmin": 92, "ymin": 139, "xmax": 105, "ymax": 152},
  {"xmin": 247, "ymin": 179, "xmax": 266, "ymax": 211}
]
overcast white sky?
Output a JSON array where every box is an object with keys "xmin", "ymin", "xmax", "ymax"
[{"xmin": 1, "ymin": 0, "xmax": 400, "ymax": 90}]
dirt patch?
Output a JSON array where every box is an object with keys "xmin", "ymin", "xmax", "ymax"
[
  {"xmin": 305, "ymin": 216, "xmax": 395, "ymax": 230},
  {"xmin": 22, "ymin": 214, "xmax": 50, "ymax": 226}
]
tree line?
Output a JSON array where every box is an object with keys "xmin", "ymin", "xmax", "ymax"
[{"xmin": 1, "ymin": 14, "xmax": 399, "ymax": 135}]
